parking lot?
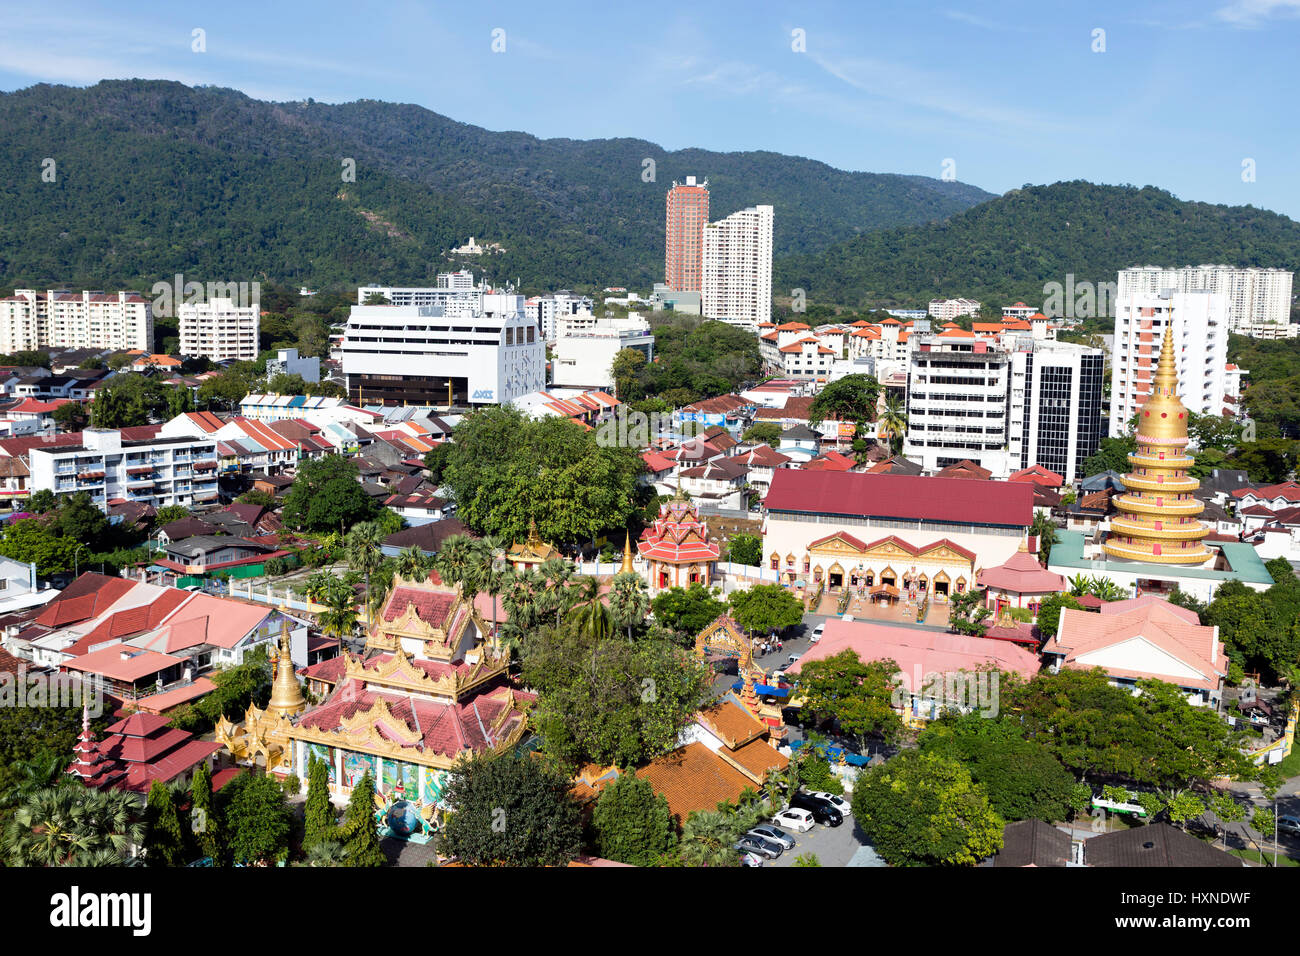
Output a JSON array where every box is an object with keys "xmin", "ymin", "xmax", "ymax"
[{"xmin": 757, "ymin": 814, "xmax": 879, "ymax": 867}]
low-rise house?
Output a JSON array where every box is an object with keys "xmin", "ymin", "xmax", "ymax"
[
  {"xmin": 1044, "ymin": 595, "xmax": 1227, "ymax": 706},
  {"xmin": 156, "ymin": 535, "xmax": 289, "ymax": 576},
  {"xmin": 384, "ymin": 493, "xmax": 450, "ymax": 526}
]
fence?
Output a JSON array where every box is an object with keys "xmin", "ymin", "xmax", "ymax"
[{"xmin": 227, "ymin": 579, "xmax": 326, "ymax": 614}]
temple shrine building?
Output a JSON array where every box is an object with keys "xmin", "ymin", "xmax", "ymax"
[
  {"xmin": 762, "ymin": 470, "xmax": 1034, "ymax": 600},
  {"xmin": 217, "ymin": 577, "xmax": 532, "ymax": 833},
  {"xmin": 636, "ymin": 495, "xmax": 721, "ymax": 593}
]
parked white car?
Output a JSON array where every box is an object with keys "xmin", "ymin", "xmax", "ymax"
[
  {"xmin": 739, "ymin": 851, "xmax": 764, "ymax": 867},
  {"xmin": 808, "ymin": 791, "xmax": 852, "ymax": 815},
  {"xmin": 810, "ymin": 623, "xmax": 825, "ymax": 643},
  {"xmin": 771, "ymin": 807, "xmax": 815, "ymax": 833}
]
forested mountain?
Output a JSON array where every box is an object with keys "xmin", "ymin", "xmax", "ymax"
[
  {"xmin": 0, "ymin": 79, "xmax": 990, "ymax": 292},
  {"xmin": 776, "ymin": 181, "xmax": 1300, "ymax": 310}
]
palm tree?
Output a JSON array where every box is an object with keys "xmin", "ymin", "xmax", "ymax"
[
  {"xmin": 303, "ymin": 839, "xmax": 347, "ymax": 867},
  {"xmin": 395, "ymin": 545, "xmax": 430, "ymax": 581},
  {"xmin": 434, "ymin": 535, "xmax": 477, "ymax": 593},
  {"xmin": 539, "ymin": 557, "xmax": 575, "ymax": 627},
  {"xmin": 304, "ymin": 570, "xmax": 347, "ymax": 607},
  {"xmin": 568, "ymin": 576, "xmax": 613, "ymax": 641},
  {"xmin": 499, "ymin": 566, "xmax": 544, "ymax": 651},
  {"xmin": 467, "ymin": 537, "xmax": 507, "ymax": 640},
  {"xmin": 1030, "ymin": 511, "xmax": 1058, "ymax": 565},
  {"xmin": 345, "ymin": 521, "xmax": 386, "ymax": 632},
  {"xmin": 678, "ymin": 808, "xmax": 738, "ymax": 867},
  {"xmin": 609, "ymin": 572, "xmax": 650, "ymax": 640},
  {"xmin": 5, "ymin": 786, "xmax": 144, "ymax": 866},
  {"xmin": 877, "ymin": 395, "xmax": 908, "ymax": 450},
  {"xmin": 317, "ymin": 589, "xmax": 359, "ymax": 645},
  {"xmin": 1068, "ymin": 573, "xmax": 1091, "ymax": 597}
]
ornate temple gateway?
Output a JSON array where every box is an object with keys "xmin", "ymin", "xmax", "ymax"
[
  {"xmin": 1102, "ymin": 330, "xmax": 1212, "ymax": 565},
  {"xmin": 217, "ymin": 577, "xmax": 532, "ymax": 831}
]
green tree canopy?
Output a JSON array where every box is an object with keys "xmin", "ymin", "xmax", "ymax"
[
  {"xmin": 649, "ymin": 583, "xmax": 728, "ymax": 640},
  {"xmin": 727, "ymin": 583, "xmax": 804, "ymax": 635},
  {"xmin": 590, "ymin": 773, "xmax": 677, "ymax": 866},
  {"xmin": 795, "ymin": 649, "xmax": 903, "ymax": 748},
  {"xmin": 441, "ymin": 753, "xmax": 582, "ymax": 867},
  {"xmin": 851, "ymin": 750, "xmax": 1003, "ymax": 866}
]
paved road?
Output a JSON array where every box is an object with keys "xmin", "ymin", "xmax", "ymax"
[{"xmin": 764, "ymin": 813, "xmax": 873, "ymax": 867}]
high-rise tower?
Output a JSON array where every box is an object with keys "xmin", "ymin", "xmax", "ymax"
[
  {"xmin": 665, "ymin": 176, "xmax": 709, "ymax": 292},
  {"xmin": 1102, "ymin": 328, "xmax": 1212, "ymax": 565}
]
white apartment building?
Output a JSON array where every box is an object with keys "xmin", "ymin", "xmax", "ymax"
[
  {"xmin": 1118, "ymin": 265, "xmax": 1293, "ymax": 338},
  {"xmin": 178, "ymin": 297, "xmax": 259, "ymax": 361},
  {"xmin": 927, "ymin": 298, "xmax": 981, "ymax": 322},
  {"xmin": 775, "ymin": 336, "xmax": 838, "ymax": 381},
  {"xmin": 701, "ymin": 204, "xmax": 773, "ymax": 331},
  {"xmin": 527, "ymin": 292, "xmax": 595, "ymax": 342},
  {"xmin": 28, "ymin": 428, "xmax": 219, "ymax": 510},
  {"xmin": 905, "ymin": 334, "xmax": 1105, "ymax": 481},
  {"xmin": 340, "ymin": 292, "xmax": 544, "ymax": 407},
  {"xmin": 0, "ymin": 290, "xmax": 152, "ymax": 353},
  {"xmin": 551, "ymin": 315, "xmax": 654, "ymax": 390},
  {"xmin": 1110, "ymin": 290, "xmax": 1230, "ymax": 437},
  {"xmin": 1002, "ymin": 302, "xmax": 1038, "ymax": 320}
]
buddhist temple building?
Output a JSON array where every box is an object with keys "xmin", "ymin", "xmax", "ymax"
[
  {"xmin": 507, "ymin": 518, "xmax": 558, "ymax": 571},
  {"xmin": 636, "ymin": 495, "xmax": 720, "ymax": 593},
  {"xmin": 1102, "ymin": 329, "xmax": 1213, "ymax": 565},
  {"xmin": 762, "ymin": 470, "xmax": 1033, "ymax": 599},
  {"xmin": 220, "ymin": 576, "xmax": 531, "ymax": 837},
  {"xmin": 977, "ymin": 544, "xmax": 1066, "ymax": 616}
]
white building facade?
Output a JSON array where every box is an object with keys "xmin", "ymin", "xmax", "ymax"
[
  {"xmin": 28, "ymin": 428, "xmax": 219, "ymax": 509},
  {"xmin": 0, "ymin": 290, "xmax": 153, "ymax": 353},
  {"xmin": 1110, "ymin": 290, "xmax": 1231, "ymax": 437},
  {"xmin": 178, "ymin": 297, "xmax": 259, "ymax": 361},
  {"xmin": 551, "ymin": 315, "xmax": 654, "ymax": 390},
  {"xmin": 905, "ymin": 336, "xmax": 1013, "ymax": 475},
  {"xmin": 701, "ymin": 204, "xmax": 773, "ymax": 331},
  {"xmin": 340, "ymin": 293, "xmax": 544, "ymax": 407},
  {"xmin": 1118, "ymin": 265, "xmax": 1293, "ymax": 338}
]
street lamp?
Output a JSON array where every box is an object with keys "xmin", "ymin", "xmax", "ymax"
[{"xmin": 73, "ymin": 542, "xmax": 88, "ymax": 578}]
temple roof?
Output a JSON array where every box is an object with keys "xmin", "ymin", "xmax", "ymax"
[{"xmin": 977, "ymin": 549, "xmax": 1065, "ymax": 594}]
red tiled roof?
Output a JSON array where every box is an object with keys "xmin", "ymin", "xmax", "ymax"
[
  {"xmin": 977, "ymin": 550, "xmax": 1065, "ymax": 594},
  {"xmin": 765, "ymin": 470, "xmax": 1033, "ymax": 527}
]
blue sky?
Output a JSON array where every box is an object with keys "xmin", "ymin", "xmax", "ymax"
[{"xmin": 1, "ymin": 0, "xmax": 1298, "ymax": 217}]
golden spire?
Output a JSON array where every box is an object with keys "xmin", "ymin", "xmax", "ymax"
[
  {"xmin": 526, "ymin": 517, "xmax": 542, "ymax": 548},
  {"xmin": 620, "ymin": 531, "xmax": 635, "ymax": 574},
  {"xmin": 1102, "ymin": 324, "xmax": 1211, "ymax": 565},
  {"xmin": 266, "ymin": 621, "xmax": 307, "ymax": 718}
]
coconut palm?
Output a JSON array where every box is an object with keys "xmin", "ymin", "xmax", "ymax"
[
  {"xmin": 608, "ymin": 572, "xmax": 650, "ymax": 640},
  {"xmin": 877, "ymin": 395, "xmax": 908, "ymax": 449},
  {"xmin": 567, "ymin": 576, "xmax": 613, "ymax": 641},
  {"xmin": 395, "ymin": 545, "xmax": 431, "ymax": 581},
  {"xmin": 317, "ymin": 589, "xmax": 359, "ymax": 644},
  {"xmin": 5, "ymin": 786, "xmax": 144, "ymax": 866}
]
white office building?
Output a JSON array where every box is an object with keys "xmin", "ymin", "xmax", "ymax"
[
  {"xmin": 0, "ymin": 290, "xmax": 153, "ymax": 353},
  {"xmin": 551, "ymin": 315, "xmax": 654, "ymax": 390},
  {"xmin": 178, "ymin": 297, "xmax": 259, "ymax": 361},
  {"xmin": 264, "ymin": 347, "xmax": 320, "ymax": 383},
  {"xmin": 1118, "ymin": 265, "xmax": 1293, "ymax": 338},
  {"xmin": 701, "ymin": 204, "xmax": 773, "ymax": 331},
  {"xmin": 356, "ymin": 271, "xmax": 480, "ymax": 310},
  {"xmin": 905, "ymin": 335, "xmax": 1104, "ymax": 481},
  {"xmin": 340, "ymin": 292, "xmax": 544, "ymax": 407},
  {"xmin": 28, "ymin": 428, "xmax": 219, "ymax": 510},
  {"xmin": 1110, "ymin": 290, "xmax": 1231, "ymax": 437}
]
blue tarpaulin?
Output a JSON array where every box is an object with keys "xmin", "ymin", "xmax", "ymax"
[
  {"xmin": 789, "ymin": 739, "xmax": 870, "ymax": 767},
  {"xmin": 731, "ymin": 680, "xmax": 790, "ymax": 698}
]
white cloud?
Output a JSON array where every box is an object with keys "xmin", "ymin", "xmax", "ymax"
[{"xmin": 1215, "ymin": 0, "xmax": 1300, "ymax": 26}]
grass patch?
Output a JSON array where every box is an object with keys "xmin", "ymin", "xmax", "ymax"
[{"xmin": 1224, "ymin": 845, "xmax": 1300, "ymax": 867}]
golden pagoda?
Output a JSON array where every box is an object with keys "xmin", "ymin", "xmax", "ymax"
[
  {"xmin": 507, "ymin": 518, "xmax": 557, "ymax": 571},
  {"xmin": 1102, "ymin": 328, "xmax": 1212, "ymax": 565}
]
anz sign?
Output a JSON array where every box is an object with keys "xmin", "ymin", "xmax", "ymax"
[{"xmin": 472, "ymin": 389, "xmax": 495, "ymax": 401}]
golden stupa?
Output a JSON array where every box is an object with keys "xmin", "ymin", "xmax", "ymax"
[
  {"xmin": 265, "ymin": 623, "xmax": 307, "ymax": 719},
  {"xmin": 1101, "ymin": 328, "xmax": 1212, "ymax": 565}
]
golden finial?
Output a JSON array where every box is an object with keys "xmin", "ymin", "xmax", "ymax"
[{"xmin": 526, "ymin": 517, "xmax": 542, "ymax": 547}]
